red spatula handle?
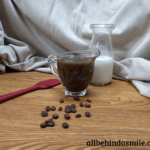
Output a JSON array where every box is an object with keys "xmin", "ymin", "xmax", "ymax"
[
  {"xmin": 0, "ymin": 87, "xmax": 35, "ymax": 103},
  {"xmin": 0, "ymin": 79, "xmax": 61, "ymax": 103}
]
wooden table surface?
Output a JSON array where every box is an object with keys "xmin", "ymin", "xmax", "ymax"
[{"xmin": 0, "ymin": 71, "xmax": 150, "ymax": 150}]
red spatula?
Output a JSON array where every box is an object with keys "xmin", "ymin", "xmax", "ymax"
[{"xmin": 0, "ymin": 79, "xmax": 61, "ymax": 103}]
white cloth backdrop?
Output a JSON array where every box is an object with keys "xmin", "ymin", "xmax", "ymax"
[{"xmin": 0, "ymin": 0, "xmax": 150, "ymax": 98}]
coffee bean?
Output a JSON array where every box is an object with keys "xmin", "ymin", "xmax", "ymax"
[
  {"xmin": 52, "ymin": 114, "xmax": 59, "ymax": 119},
  {"xmin": 60, "ymin": 99, "xmax": 64, "ymax": 103},
  {"xmin": 48, "ymin": 121, "xmax": 55, "ymax": 127},
  {"xmin": 58, "ymin": 107, "xmax": 62, "ymax": 111},
  {"xmin": 62, "ymin": 122, "xmax": 69, "ymax": 128},
  {"xmin": 65, "ymin": 108, "xmax": 71, "ymax": 113},
  {"xmin": 41, "ymin": 111, "xmax": 47, "ymax": 115},
  {"xmin": 40, "ymin": 122, "xmax": 47, "ymax": 128},
  {"xmin": 64, "ymin": 114, "xmax": 70, "ymax": 119},
  {"xmin": 85, "ymin": 112, "xmax": 91, "ymax": 117},
  {"xmin": 45, "ymin": 119, "xmax": 53, "ymax": 123},
  {"xmin": 51, "ymin": 106, "xmax": 56, "ymax": 111},
  {"xmin": 76, "ymin": 114, "xmax": 81, "ymax": 118},
  {"xmin": 71, "ymin": 104, "xmax": 76, "ymax": 108},
  {"xmin": 71, "ymin": 108, "xmax": 76, "ymax": 113},
  {"xmin": 80, "ymin": 102, "xmax": 83, "ymax": 107},
  {"xmin": 86, "ymin": 99, "xmax": 91, "ymax": 103},
  {"xmin": 41, "ymin": 111, "xmax": 48, "ymax": 117},
  {"xmin": 65, "ymin": 105, "xmax": 70, "ymax": 109},
  {"xmin": 45, "ymin": 106, "xmax": 51, "ymax": 111},
  {"xmin": 85, "ymin": 104, "xmax": 91, "ymax": 108},
  {"xmin": 73, "ymin": 96, "xmax": 80, "ymax": 100}
]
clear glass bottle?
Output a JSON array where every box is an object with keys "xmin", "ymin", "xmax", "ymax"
[{"xmin": 89, "ymin": 24, "xmax": 115, "ymax": 86}]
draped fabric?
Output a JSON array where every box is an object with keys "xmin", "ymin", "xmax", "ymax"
[{"xmin": 0, "ymin": 0, "xmax": 150, "ymax": 98}]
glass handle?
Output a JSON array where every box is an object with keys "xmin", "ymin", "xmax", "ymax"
[{"xmin": 48, "ymin": 55, "xmax": 60, "ymax": 80}]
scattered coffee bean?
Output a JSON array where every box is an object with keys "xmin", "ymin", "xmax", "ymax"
[
  {"xmin": 60, "ymin": 99, "xmax": 64, "ymax": 103},
  {"xmin": 65, "ymin": 108, "xmax": 71, "ymax": 113},
  {"xmin": 62, "ymin": 122, "xmax": 69, "ymax": 128},
  {"xmin": 85, "ymin": 104, "xmax": 91, "ymax": 108},
  {"xmin": 85, "ymin": 112, "xmax": 91, "ymax": 117},
  {"xmin": 71, "ymin": 108, "xmax": 76, "ymax": 113},
  {"xmin": 41, "ymin": 111, "xmax": 48, "ymax": 117},
  {"xmin": 48, "ymin": 121, "xmax": 55, "ymax": 127},
  {"xmin": 52, "ymin": 114, "xmax": 59, "ymax": 119},
  {"xmin": 64, "ymin": 114, "xmax": 70, "ymax": 119},
  {"xmin": 45, "ymin": 106, "xmax": 51, "ymax": 111},
  {"xmin": 80, "ymin": 102, "xmax": 83, "ymax": 107},
  {"xmin": 41, "ymin": 98, "xmax": 93, "ymax": 129},
  {"xmin": 71, "ymin": 104, "xmax": 76, "ymax": 108},
  {"xmin": 65, "ymin": 105, "xmax": 70, "ymax": 109},
  {"xmin": 51, "ymin": 106, "xmax": 56, "ymax": 111},
  {"xmin": 76, "ymin": 114, "xmax": 81, "ymax": 118},
  {"xmin": 45, "ymin": 119, "xmax": 53, "ymax": 123},
  {"xmin": 73, "ymin": 96, "xmax": 80, "ymax": 100},
  {"xmin": 86, "ymin": 99, "xmax": 91, "ymax": 103},
  {"xmin": 58, "ymin": 107, "xmax": 63, "ymax": 111},
  {"xmin": 40, "ymin": 122, "xmax": 47, "ymax": 128}
]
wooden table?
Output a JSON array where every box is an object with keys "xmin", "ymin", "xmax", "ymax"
[{"xmin": 0, "ymin": 71, "xmax": 150, "ymax": 150}]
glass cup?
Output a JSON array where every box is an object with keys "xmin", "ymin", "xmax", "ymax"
[{"xmin": 48, "ymin": 49, "xmax": 100, "ymax": 97}]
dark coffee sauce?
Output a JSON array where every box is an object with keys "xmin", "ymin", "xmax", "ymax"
[{"xmin": 57, "ymin": 57, "xmax": 94, "ymax": 92}]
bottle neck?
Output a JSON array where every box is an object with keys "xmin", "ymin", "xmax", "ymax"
[{"xmin": 89, "ymin": 26, "xmax": 114, "ymax": 59}]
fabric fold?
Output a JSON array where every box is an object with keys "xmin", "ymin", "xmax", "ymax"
[{"xmin": 0, "ymin": 22, "xmax": 50, "ymax": 73}]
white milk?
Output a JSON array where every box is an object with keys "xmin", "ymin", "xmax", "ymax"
[{"xmin": 91, "ymin": 56, "xmax": 114, "ymax": 85}]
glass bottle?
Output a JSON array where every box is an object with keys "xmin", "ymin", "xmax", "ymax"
[{"xmin": 89, "ymin": 24, "xmax": 115, "ymax": 85}]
